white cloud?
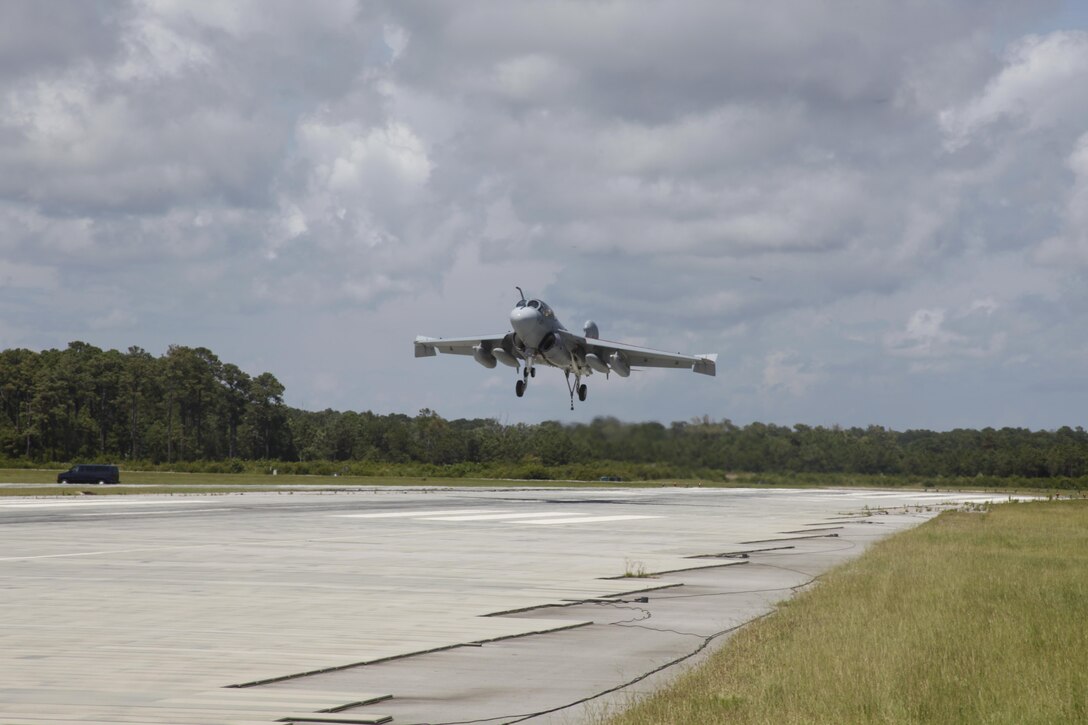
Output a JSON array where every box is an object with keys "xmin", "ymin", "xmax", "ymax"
[
  {"xmin": 276, "ymin": 117, "xmax": 433, "ymax": 257},
  {"xmin": 885, "ymin": 308, "xmax": 961, "ymax": 358},
  {"xmin": 113, "ymin": 6, "xmax": 215, "ymax": 82},
  {"xmin": 940, "ymin": 31, "xmax": 1088, "ymax": 150},
  {"xmin": 149, "ymin": 0, "xmax": 360, "ymax": 38},
  {"xmin": 1035, "ymin": 131, "xmax": 1088, "ymax": 266},
  {"xmin": 90, "ymin": 308, "xmax": 137, "ymax": 330},
  {"xmin": 762, "ymin": 351, "xmax": 821, "ymax": 397},
  {"xmin": 493, "ymin": 54, "xmax": 576, "ymax": 101},
  {"xmin": 884, "ymin": 305, "xmax": 1008, "ymax": 372},
  {"xmin": 967, "ymin": 297, "xmax": 999, "ymax": 316}
]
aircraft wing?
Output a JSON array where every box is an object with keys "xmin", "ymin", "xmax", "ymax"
[
  {"xmin": 414, "ymin": 335, "xmax": 509, "ymax": 358},
  {"xmin": 571, "ymin": 333, "xmax": 717, "ymax": 376}
]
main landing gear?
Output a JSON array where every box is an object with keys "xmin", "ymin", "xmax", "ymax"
[
  {"xmin": 565, "ymin": 371, "xmax": 588, "ymax": 410},
  {"xmin": 512, "ymin": 354, "xmax": 588, "ymax": 410}
]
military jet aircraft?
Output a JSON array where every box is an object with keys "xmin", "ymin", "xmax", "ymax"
[{"xmin": 414, "ymin": 288, "xmax": 716, "ymax": 409}]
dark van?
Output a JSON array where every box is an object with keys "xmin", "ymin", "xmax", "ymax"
[{"xmin": 57, "ymin": 464, "xmax": 120, "ymax": 485}]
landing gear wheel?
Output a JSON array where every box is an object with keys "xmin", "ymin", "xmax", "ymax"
[
  {"xmin": 578, "ymin": 384, "xmax": 587, "ymax": 402},
  {"xmin": 530, "ymin": 367, "xmax": 536, "ymax": 378},
  {"xmin": 515, "ymin": 379, "xmax": 526, "ymax": 397}
]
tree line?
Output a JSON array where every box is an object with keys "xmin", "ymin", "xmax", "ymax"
[
  {"xmin": 0, "ymin": 343, "xmax": 287, "ymax": 463},
  {"xmin": 1, "ymin": 343, "xmax": 1087, "ymax": 481}
]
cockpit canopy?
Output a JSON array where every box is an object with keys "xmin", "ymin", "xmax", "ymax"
[{"xmin": 515, "ymin": 298, "xmax": 555, "ymax": 318}]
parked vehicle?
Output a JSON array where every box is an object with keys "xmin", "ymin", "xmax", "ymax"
[{"xmin": 57, "ymin": 465, "xmax": 120, "ymax": 485}]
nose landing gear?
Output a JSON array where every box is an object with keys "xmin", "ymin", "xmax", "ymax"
[{"xmin": 515, "ymin": 353, "xmax": 537, "ymax": 398}]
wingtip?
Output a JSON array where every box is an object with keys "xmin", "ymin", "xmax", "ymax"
[
  {"xmin": 693, "ymin": 353, "xmax": 717, "ymax": 376},
  {"xmin": 414, "ymin": 338, "xmax": 437, "ymax": 358}
]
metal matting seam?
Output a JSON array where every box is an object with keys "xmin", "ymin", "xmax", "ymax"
[
  {"xmin": 319, "ymin": 694, "xmax": 393, "ymax": 713},
  {"xmin": 230, "ymin": 621, "xmax": 597, "ymax": 688},
  {"xmin": 481, "ymin": 582, "xmax": 683, "ymax": 617},
  {"xmin": 739, "ymin": 533, "xmax": 840, "ymax": 544},
  {"xmin": 597, "ymin": 560, "xmax": 748, "ymax": 580},
  {"xmin": 686, "ymin": 545, "xmax": 797, "ymax": 559}
]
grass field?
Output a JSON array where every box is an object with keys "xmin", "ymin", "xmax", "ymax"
[
  {"xmin": 0, "ymin": 467, "xmax": 692, "ymax": 496},
  {"xmin": 607, "ymin": 499, "xmax": 1088, "ymax": 724},
  {"xmin": 0, "ymin": 467, "xmax": 1058, "ymax": 498}
]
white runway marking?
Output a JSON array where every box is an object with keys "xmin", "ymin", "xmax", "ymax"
[
  {"xmin": 525, "ymin": 515, "xmax": 660, "ymax": 525},
  {"xmin": 0, "ymin": 499, "xmax": 198, "ymax": 509},
  {"xmin": 70, "ymin": 508, "xmax": 232, "ymax": 517},
  {"xmin": 0, "ymin": 548, "xmax": 164, "ymax": 562},
  {"xmin": 420, "ymin": 512, "xmax": 592, "ymax": 522},
  {"xmin": 333, "ymin": 509, "xmax": 661, "ymax": 526},
  {"xmin": 335, "ymin": 509, "xmax": 505, "ymax": 519},
  {"xmin": 534, "ymin": 490, "xmax": 658, "ymax": 497}
]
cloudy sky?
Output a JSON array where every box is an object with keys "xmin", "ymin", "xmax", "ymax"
[{"xmin": 2, "ymin": 1, "xmax": 1088, "ymax": 430}]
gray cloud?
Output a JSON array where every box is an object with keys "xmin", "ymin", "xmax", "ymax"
[
  {"xmin": 0, "ymin": 1, "xmax": 1085, "ymax": 429},
  {"xmin": 0, "ymin": 1, "xmax": 125, "ymax": 81}
]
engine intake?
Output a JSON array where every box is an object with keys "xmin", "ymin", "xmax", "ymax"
[{"xmin": 540, "ymin": 332, "xmax": 570, "ymax": 367}]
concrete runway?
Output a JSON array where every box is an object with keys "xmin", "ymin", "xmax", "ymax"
[{"xmin": 0, "ymin": 486, "xmax": 1024, "ymax": 724}]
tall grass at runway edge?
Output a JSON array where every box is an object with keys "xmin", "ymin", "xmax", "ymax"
[
  {"xmin": 0, "ymin": 468, "xmax": 692, "ymax": 494},
  {"xmin": 606, "ymin": 499, "xmax": 1088, "ymax": 724},
  {"xmin": 3, "ymin": 466, "xmax": 1086, "ymax": 494},
  {"xmin": 5, "ymin": 458, "xmax": 1088, "ymax": 489}
]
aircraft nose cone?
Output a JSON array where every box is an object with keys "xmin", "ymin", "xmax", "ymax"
[
  {"xmin": 510, "ymin": 306, "xmax": 540, "ymax": 326},
  {"xmin": 510, "ymin": 305, "xmax": 544, "ymax": 347}
]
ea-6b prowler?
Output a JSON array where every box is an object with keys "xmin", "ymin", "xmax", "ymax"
[{"xmin": 414, "ymin": 288, "xmax": 717, "ymax": 409}]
